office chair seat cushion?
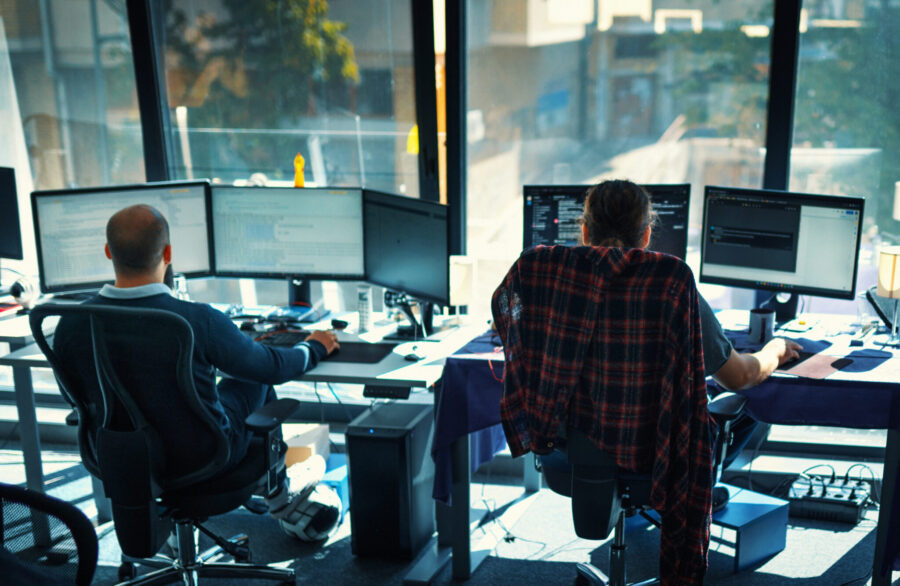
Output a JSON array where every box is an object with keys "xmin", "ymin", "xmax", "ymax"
[{"xmin": 164, "ymin": 437, "xmax": 268, "ymax": 519}]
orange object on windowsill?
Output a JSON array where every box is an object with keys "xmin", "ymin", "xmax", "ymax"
[{"xmin": 293, "ymin": 153, "xmax": 305, "ymax": 187}]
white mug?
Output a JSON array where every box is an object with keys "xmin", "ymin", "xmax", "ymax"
[{"xmin": 748, "ymin": 308, "xmax": 776, "ymax": 344}]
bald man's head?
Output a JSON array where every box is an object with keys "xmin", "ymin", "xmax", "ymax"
[{"xmin": 106, "ymin": 205, "xmax": 170, "ymax": 276}]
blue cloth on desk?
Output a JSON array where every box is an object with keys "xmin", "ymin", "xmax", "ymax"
[{"xmin": 432, "ymin": 331, "xmax": 507, "ymax": 505}]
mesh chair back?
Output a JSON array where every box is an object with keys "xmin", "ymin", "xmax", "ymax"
[
  {"xmin": 30, "ymin": 304, "xmax": 230, "ymax": 489},
  {"xmin": 0, "ymin": 482, "xmax": 98, "ymax": 586}
]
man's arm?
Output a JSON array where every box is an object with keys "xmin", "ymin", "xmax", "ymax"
[
  {"xmin": 713, "ymin": 337, "xmax": 802, "ymax": 391},
  {"xmin": 202, "ymin": 307, "xmax": 337, "ymax": 385}
]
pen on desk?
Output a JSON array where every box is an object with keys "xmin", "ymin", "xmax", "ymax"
[{"xmin": 857, "ymin": 323, "xmax": 877, "ymax": 338}]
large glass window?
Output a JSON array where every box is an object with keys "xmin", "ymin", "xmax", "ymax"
[
  {"xmin": 1, "ymin": 0, "xmax": 144, "ymax": 191},
  {"xmin": 157, "ymin": 0, "xmax": 420, "ymax": 196},
  {"xmin": 0, "ymin": 0, "xmax": 144, "ymax": 390},
  {"xmin": 464, "ymin": 0, "xmax": 774, "ymax": 316},
  {"xmin": 790, "ymin": 1, "xmax": 900, "ymax": 315}
]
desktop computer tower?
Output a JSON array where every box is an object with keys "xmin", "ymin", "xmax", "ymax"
[{"xmin": 345, "ymin": 402, "xmax": 435, "ymax": 558}]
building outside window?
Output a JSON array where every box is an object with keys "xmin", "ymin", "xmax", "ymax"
[{"xmin": 465, "ymin": 0, "xmax": 774, "ymax": 317}]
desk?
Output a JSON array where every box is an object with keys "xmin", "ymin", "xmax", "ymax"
[
  {"xmin": 433, "ymin": 324, "xmax": 900, "ymax": 585},
  {"xmin": 0, "ymin": 311, "xmax": 483, "ymax": 548}
]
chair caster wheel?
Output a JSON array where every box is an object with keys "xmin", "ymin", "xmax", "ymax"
[{"xmin": 118, "ymin": 561, "xmax": 137, "ymax": 581}]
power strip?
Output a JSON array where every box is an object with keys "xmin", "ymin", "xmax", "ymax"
[{"xmin": 788, "ymin": 475, "xmax": 870, "ymax": 524}]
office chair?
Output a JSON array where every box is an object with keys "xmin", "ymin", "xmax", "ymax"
[
  {"xmin": 539, "ymin": 392, "xmax": 748, "ymax": 586},
  {"xmin": 30, "ymin": 304, "xmax": 298, "ymax": 585},
  {"xmin": 0, "ymin": 481, "xmax": 98, "ymax": 586}
]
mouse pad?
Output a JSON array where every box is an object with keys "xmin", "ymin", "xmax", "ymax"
[
  {"xmin": 326, "ymin": 342, "xmax": 397, "ymax": 364},
  {"xmin": 777, "ymin": 353, "xmax": 852, "ymax": 379}
]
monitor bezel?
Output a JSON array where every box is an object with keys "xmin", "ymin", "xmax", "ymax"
[
  {"xmin": 363, "ymin": 188, "xmax": 450, "ymax": 306},
  {"xmin": 31, "ymin": 180, "xmax": 214, "ymax": 294},
  {"xmin": 0, "ymin": 167, "xmax": 24, "ymax": 261},
  {"xmin": 699, "ymin": 185, "xmax": 865, "ymax": 300},
  {"xmin": 522, "ymin": 183, "xmax": 691, "ymax": 258},
  {"xmin": 209, "ymin": 184, "xmax": 366, "ymax": 281}
]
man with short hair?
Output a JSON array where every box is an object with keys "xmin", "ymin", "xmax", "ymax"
[{"xmin": 54, "ymin": 204, "xmax": 341, "ymax": 539}]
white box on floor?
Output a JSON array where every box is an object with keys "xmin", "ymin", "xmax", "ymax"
[{"xmin": 283, "ymin": 423, "xmax": 330, "ymax": 467}]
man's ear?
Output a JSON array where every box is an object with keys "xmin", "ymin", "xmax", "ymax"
[
  {"xmin": 163, "ymin": 244, "xmax": 172, "ymax": 264},
  {"xmin": 104, "ymin": 243, "xmax": 112, "ymax": 260},
  {"xmin": 641, "ymin": 225, "xmax": 652, "ymax": 249}
]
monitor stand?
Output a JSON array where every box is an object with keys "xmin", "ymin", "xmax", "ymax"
[
  {"xmin": 756, "ymin": 291, "xmax": 798, "ymax": 324},
  {"xmin": 383, "ymin": 292, "xmax": 453, "ymax": 341},
  {"xmin": 283, "ymin": 277, "xmax": 325, "ymax": 323}
]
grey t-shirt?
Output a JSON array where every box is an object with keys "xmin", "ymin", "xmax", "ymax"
[{"xmin": 698, "ymin": 294, "xmax": 734, "ymax": 376}]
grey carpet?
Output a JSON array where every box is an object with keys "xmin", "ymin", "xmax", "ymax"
[{"xmin": 2, "ymin": 448, "xmax": 895, "ymax": 585}]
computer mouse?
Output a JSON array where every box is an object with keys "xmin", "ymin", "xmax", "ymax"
[{"xmin": 404, "ymin": 352, "xmax": 423, "ymax": 362}]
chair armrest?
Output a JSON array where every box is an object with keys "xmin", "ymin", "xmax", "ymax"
[
  {"xmin": 708, "ymin": 392, "xmax": 748, "ymax": 422},
  {"xmin": 245, "ymin": 398, "xmax": 300, "ymax": 433},
  {"xmin": 65, "ymin": 410, "xmax": 78, "ymax": 427}
]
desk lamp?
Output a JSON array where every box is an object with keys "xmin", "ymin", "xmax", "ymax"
[{"xmin": 877, "ymin": 246, "xmax": 900, "ymax": 346}]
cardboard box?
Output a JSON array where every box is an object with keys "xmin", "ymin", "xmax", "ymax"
[{"xmin": 283, "ymin": 423, "xmax": 330, "ymax": 467}]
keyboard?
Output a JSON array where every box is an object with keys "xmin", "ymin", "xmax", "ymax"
[
  {"xmin": 256, "ymin": 329, "xmax": 397, "ymax": 364},
  {"xmin": 255, "ymin": 329, "xmax": 307, "ymax": 347}
]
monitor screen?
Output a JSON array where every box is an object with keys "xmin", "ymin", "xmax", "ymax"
[
  {"xmin": 363, "ymin": 189, "xmax": 449, "ymax": 305},
  {"xmin": 211, "ymin": 186, "xmax": 365, "ymax": 279},
  {"xmin": 32, "ymin": 181, "xmax": 212, "ymax": 293},
  {"xmin": 0, "ymin": 167, "xmax": 23, "ymax": 260},
  {"xmin": 700, "ymin": 186, "xmax": 864, "ymax": 299},
  {"xmin": 522, "ymin": 184, "xmax": 690, "ymax": 258}
]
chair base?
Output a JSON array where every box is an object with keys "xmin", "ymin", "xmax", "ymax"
[
  {"xmin": 117, "ymin": 522, "xmax": 295, "ymax": 585},
  {"xmin": 119, "ymin": 561, "xmax": 295, "ymax": 586},
  {"xmin": 574, "ymin": 562, "xmax": 658, "ymax": 586}
]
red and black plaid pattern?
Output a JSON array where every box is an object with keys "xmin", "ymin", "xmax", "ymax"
[{"xmin": 492, "ymin": 245, "xmax": 712, "ymax": 585}]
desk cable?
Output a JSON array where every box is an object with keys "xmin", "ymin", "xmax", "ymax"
[{"xmin": 475, "ymin": 462, "xmax": 548, "ymax": 559}]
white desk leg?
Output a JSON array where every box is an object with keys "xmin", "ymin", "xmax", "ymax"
[
  {"xmin": 11, "ymin": 341, "xmax": 50, "ymax": 547},
  {"xmin": 873, "ymin": 427, "xmax": 899, "ymax": 586}
]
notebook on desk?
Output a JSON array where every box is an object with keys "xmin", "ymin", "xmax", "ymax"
[{"xmin": 256, "ymin": 329, "xmax": 396, "ymax": 364}]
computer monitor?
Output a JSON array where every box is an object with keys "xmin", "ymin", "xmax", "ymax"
[
  {"xmin": 522, "ymin": 184, "xmax": 690, "ymax": 258},
  {"xmin": 32, "ymin": 181, "xmax": 212, "ymax": 293},
  {"xmin": 363, "ymin": 189, "xmax": 449, "ymax": 306},
  {"xmin": 211, "ymin": 186, "xmax": 365, "ymax": 280},
  {"xmin": 0, "ymin": 167, "xmax": 23, "ymax": 261},
  {"xmin": 700, "ymin": 186, "xmax": 865, "ymax": 300}
]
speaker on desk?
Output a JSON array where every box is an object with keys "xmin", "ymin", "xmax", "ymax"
[{"xmin": 345, "ymin": 403, "xmax": 435, "ymax": 559}]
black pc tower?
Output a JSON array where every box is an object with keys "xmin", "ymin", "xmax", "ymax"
[{"xmin": 345, "ymin": 402, "xmax": 435, "ymax": 558}]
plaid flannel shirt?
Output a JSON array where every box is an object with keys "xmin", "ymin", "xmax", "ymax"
[{"xmin": 491, "ymin": 245, "xmax": 713, "ymax": 585}]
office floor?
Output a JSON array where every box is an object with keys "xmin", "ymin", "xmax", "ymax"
[{"xmin": 1, "ymin": 446, "xmax": 896, "ymax": 585}]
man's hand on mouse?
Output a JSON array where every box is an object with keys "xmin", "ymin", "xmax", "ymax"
[
  {"xmin": 766, "ymin": 337, "xmax": 803, "ymax": 365},
  {"xmin": 306, "ymin": 329, "xmax": 340, "ymax": 354}
]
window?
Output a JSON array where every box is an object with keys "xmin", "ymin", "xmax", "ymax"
[
  {"xmin": 790, "ymin": 1, "xmax": 900, "ymax": 316},
  {"xmin": 1, "ymin": 1, "xmax": 144, "ymax": 191},
  {"xmin": 464, "ymin": 0, "xmax": 774, "ymax": 317},
  {"xmin": 156, "ymin": 0, "xmax": 420, "ymax": 197},
  {"xmin": 0, "ymin": 0, "xmax": 144, "ymax": 389}
]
